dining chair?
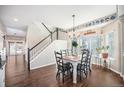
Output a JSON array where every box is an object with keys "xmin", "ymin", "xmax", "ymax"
[
  {"xmin": 61, "ymin": 49, "xmax": 68, "ymax": 56},
  {"xmin": 81, "ymin": 49, "xmax": 92, "ymax": 72},
  {"xmin": 54, "ymin": 51, "xmax": 73, "ymax": 83},
  {"xmin": 67, "ymin": 49, "xmax": 73, "ymax": 56},
  {"xmin": 77, "ymin": 49, "xmax": 89, "ymax": 80},
  {"xmin": 87, "ymin": 51, "xmax": 92, "ymax": 72}
]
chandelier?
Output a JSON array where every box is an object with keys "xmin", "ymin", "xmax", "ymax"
[
  {"xmin": 72, "ymin": 14, "xmax": 77, "ymax": 42},
  {"xmin": 72, "ymin": 14, "xmax": 75, "ymax": 32}
]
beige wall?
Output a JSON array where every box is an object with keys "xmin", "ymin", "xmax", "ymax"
[
  {"xmin": 67, "ymin": 20, "xmax": 120, "ymax": 72},
  {"xmin": 102, "ymin": 21, "xmax": 120, "ymax": 72},
  {"xmin": 58, "ymin": 31, "xmax": 67, "ymax": 40}
]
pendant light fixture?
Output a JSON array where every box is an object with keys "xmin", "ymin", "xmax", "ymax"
[
  {"xmin": 72, "ymin": 14, "xmax": 75, "ymax": 32},
  {"xmin": 72, "ymin": 14, "xmax": 78, "ymax": 55},
  {"xmin": 72, "ymin": 14, "xmax": 77, "ymax": 41}
]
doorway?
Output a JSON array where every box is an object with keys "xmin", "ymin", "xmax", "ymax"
[{"xmin": 9, "ymin": 42, "xmax": 25, "ymax": 56}]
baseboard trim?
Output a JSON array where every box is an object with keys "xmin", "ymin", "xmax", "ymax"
[
  {"xmin": 109, "ymin": 67, "xmax": 124, "ymax": 81},
  {"xmin": 110, "ymin": 68, "xmax": 121, "ymax": 75},
  {"xmin": 31, "ymin": 62, "xmax": 56, "ymax": 70},
  {"xmin": 121, "ymin": 74, "xmax": 124, "ymax": 80},
  {"xmin": 120, "ymin": 73, "xmax": 124, "ymax": 80}
]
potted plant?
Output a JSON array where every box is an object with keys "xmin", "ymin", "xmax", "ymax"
[
  {"xmin": 96, "ymin": 47, "xmax": 102, "ymax": 59},
  {"xmin": 96, "ymin": 47, "xmax": 102, "ymax": 54},
  {"xmin": 101, "ymin": 45, "xmax": 109, "ymax": 59},
  {"xmin": 72, "ymin": 41, "xmax": 78, "ymax": 55}
]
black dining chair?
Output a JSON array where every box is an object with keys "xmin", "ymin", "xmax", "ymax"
[
  {"xmin": 54, "ymin": 51, "xmax": 73, "ymax": 83},
  {"xmin": 61, "ymin": 49, "xmax": 68, "ymax": 56},
  {"xmin": 81, "ymin": 49, "xmax": 92, "ymax": 73},
  {"xmin": 87, "ymin": 51, "xmax": 92, "ymax": 72},
  {"xmin": 67, "ymin": 49, "xmax": 73, "ymax": 56},
  {"xmin": 77, "ymin": 49, "xmax": 89, "ymax": 80}
]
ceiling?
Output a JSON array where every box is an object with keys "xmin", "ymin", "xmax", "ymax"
[
  {"xmin": 0, "ymin": 5, "xmax": 116, "ymax": 31},
  {"xmin": 6, "ymin": 27, "xmax": 26, "ymax": 37}
]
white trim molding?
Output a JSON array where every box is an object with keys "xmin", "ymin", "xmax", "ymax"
[
  {"xmin": 110, "ymin": 68, "xmax": 121, "ymax": 75},
  {"xmin": 31, "ymin": 62, "xmax": 55, "ymax": 70}
]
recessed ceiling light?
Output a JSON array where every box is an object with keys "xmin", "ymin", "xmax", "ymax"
[{"xmin": 13, "ymin": 18, "xmax": 19, "ymax": 22}]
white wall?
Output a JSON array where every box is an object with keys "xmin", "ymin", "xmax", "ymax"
[
  {"xmin": 0, "ymin": 21, "xmax": 6, "ymax": 61},
  {"xmin": 0, "ymin": 64, "xmax": 5, "ymax": 87},
  {"xmin": 0, "ymin": 21, "xmax": 4, "ymax": 50},
  {"xmin": 30, "ymin": 40, "xmax": 67, "ymax": 70},
  {"xmin": 118, "ymin": 6, "xmax": 124, "ymax": 78},
  {"xmin": 58, "ymin": 31, "xmax": 67, "ymax": 40},
  {"xmin": 0, "ymin": 21, "xmax": 5, "ymax": 87},
  {"xmin": 118, "ymin": 5, "xmax": 124, "ymax": 17},
  {"xmin": 118, "ymin": 5, "xmax": 124, "ymax": 80},
  {"xmin": 121, "ymin": 21, "xmax": 124, "ymax": 78},
  {"xmin": 25, "ymin": 21, "xmax": 50, "ymax": 62},
  {"xmin": 0, "ymin": 34, "xmax": 3, "ymax": 50},
  {"xmin": 26, "ymin": 21, "xmax": 50, "ymax": 48}
]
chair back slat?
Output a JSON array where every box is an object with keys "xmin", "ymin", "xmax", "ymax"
[
  {"xmin": 81, "ymin": 49, "xmax": 89, "ymax": 64},
  {"xmin": 61, "ymin": 49, "xmax": 73, "ymax": 56},
  {"xmin": 88, "ymin": 51, "xmax": 92, "ymax": 64},
  {"xmin": 61, "ymin": 50, "xmax": 68, "ymax": 56},
  {"xmin": 54, "ymin": 51, "xmax": 64, "ymax": 67}
]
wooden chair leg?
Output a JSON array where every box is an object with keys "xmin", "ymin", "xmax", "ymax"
[
  {"xmin": 56, "ymin": 70, "xmax": 59, "ymax": 79},
  {"xmin": 71, "ymin": 70, "xmax": 73, "ymax": 78},
  {"xmin": 89, "ymin": 68, "xmax": 91, "ymax": 72},
  {"xmin": 80, "ymin": 71, "xmax": 81, "ymax": 81},
  {"xmin": 77, "ymin": 70, "xmax": 78, "ymax": 77},
  {"xmin": 89, "ymin": 65, "xmax": 91, "ymax": 72},
  {"xmin": 84, "ymin": 70, "xmax": 87, "ymax": 78},
  {"xmin": 62, "ymin": 72, "xmax": 64, "ymax": 83}
]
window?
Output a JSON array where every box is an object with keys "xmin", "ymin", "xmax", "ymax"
[
  {"xmin": 106, "ymin": 31, "xmax": 114, "ymax": 58},
  {"xmin": 79, "ymin": 35, "xmax": 102, "ymax": 55},
  {"xmin": 90, "ymin": 35, "xmax": 103, "ymax": 55},
  {"xmin": 79, "ymin": 35, "xmax": 87, "ymax": 49},
  {"xmin": 79, "ymin": 31, "xmax": 114, "ymax": 58}
]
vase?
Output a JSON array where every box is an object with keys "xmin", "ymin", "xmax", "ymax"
[
  {"xmin": 102, "ymin": 52, "xmax": 108, "ymax": 59},
  {"xmin": 102, "ymin": 52, "xmax": 108, "ymax": 67},
  {"xmin": 72, "ymin": 47, "xmax": 77, "ymax": 56}
]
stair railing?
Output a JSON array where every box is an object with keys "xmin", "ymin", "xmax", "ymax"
[{"xmin": 27, "ymin": 26, "xmax": 67, "ymax": 71}]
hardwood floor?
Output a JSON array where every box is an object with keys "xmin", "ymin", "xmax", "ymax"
[{"xmin": 5, "ymin": 55, "xmax": 124, "ymax": 87}]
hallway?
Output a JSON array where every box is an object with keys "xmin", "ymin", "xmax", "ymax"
[
  {"xmin": 5, "ymin": 55, "xmax": 28, "ymax": 86},
  {"xmin": 5, "ymin": 55, "xmax": 124, "ymax": 87}
]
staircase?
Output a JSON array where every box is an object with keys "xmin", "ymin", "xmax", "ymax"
[{"xmin": 27, "ymin": 23, "xmax": 67, "ymax": 71}]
